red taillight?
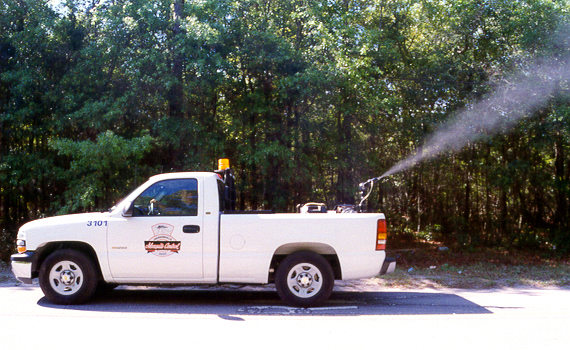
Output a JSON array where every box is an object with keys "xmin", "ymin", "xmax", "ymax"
[{"xmin": 376, "ymin": 219, "xmax": 387, "ymax": 250}]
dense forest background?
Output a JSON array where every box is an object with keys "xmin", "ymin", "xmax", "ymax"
[{"xmin": 1, "ymin": 0, "xmax": 570, "ymax": 261}]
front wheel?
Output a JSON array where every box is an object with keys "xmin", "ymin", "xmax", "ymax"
[
  {"xmin": 275, "ymin": 251, "xmax": 334, "ymax": 307},
  {"xmin": 39, "ymin": 249, "xmax": 98, "ymax": 305}
]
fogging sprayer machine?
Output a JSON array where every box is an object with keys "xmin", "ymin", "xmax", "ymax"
[{"xmin": 301, "ymin": 175, "xmax": 390, "ymax": 214}]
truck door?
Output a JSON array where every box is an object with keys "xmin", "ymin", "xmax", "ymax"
[{"xmin": 107, "ymin": 178, "xmax": 204, "ymax": 281}]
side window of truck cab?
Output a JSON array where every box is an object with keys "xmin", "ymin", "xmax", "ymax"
[{"xmin": 132, "ymin": 179, "xmax": 198, "ymax": 216}]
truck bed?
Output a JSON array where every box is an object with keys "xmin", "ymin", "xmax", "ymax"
[{"xmin": 218, "ymin": 212, "xmax": 386, "ymax": 284}]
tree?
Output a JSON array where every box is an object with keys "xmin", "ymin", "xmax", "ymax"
[{"xmin": 49, "ymin": 131, "xmax": 154, "ymax": 213}]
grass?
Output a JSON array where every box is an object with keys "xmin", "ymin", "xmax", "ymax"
[{"xmin": 381, "ymin": 247, "xmax": 570, "ymax": 289}]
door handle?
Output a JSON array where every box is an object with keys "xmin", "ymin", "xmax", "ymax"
[{"xmin": 183, "ymin": 225, "xmax": 200, "ymax": 234}]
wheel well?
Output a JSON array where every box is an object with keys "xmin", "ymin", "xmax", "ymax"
[
  {"xmin": 269, "ymin": 249, "xmax": 342, "ymax": 283},
  {"xmin": 32, "ymin": 242, "xmax": 102, "ymax": 280}
]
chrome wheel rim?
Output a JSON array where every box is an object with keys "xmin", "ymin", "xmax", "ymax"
[
  {"xmin": 48, "ymin": 260, "xmax": 84, "ymax": 295},
  {"xmin": 286, "ymin": 263, "xmax": 323, "ymax": 298}
]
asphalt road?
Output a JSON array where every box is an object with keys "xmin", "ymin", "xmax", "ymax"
[{"xmin": 1, "ymin": 282, "xmax": 569, "ymax": 349}]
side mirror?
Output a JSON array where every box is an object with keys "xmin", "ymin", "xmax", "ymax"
[{"xmin": 122, "ymin": 201, "xmax": 134, "ymax": 217}]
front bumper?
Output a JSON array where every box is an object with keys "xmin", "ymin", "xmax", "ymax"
[
  {"xmin": 10, "ymin": 252, "xmax": 35, "ymax": 284},
  {"xmin": 379, "ymin": 257, "xmax": 396, "ymax": 275}
]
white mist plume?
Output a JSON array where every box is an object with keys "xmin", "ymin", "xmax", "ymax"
[{"xmin": 379, "ymin": 56, "xmax": 570, "ymax": 180}]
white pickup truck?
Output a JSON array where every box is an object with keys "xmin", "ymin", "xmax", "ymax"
[{"xmin": 11, "ymin": 166, "xmax": 395, "ymax": 307}]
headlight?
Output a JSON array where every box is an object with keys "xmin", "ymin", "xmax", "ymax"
[{"xmin": 16, "ymin": 239, "xmax": 26, "ymax": 254}]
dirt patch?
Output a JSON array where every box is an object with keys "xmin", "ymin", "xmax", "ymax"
[
  {"xmin": 0, "ymin": 262, "xmax": 21, "ymax": 287},
  {"xmin": 383, "ymin": 247, "xmax": 570, "ymax": 289}
]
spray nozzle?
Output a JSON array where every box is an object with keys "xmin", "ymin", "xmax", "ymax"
[
  {"xmin": 359, "ymin": 181, "xmax": 371, "ymax": 192},
  {"xmin": 359, "ymin": 175, "xmax": 387, "ymax": 189}
]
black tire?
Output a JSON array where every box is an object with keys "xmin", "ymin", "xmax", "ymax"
[
  {"xmin": 275, "ymin": 251, "xmax": 334, "ymax": 307},
  {"xmin": 39, "ymin": 249, "xmax": 98, "ymax": 305}
]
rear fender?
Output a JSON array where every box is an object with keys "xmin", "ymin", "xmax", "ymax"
[{"xmin": 270, "ymin": 244, "xmax": 341, "ymax": 281}]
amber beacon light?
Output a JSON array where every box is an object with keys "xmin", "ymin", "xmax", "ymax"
[{"xmin": 218, "ymin": 158, "xmax": 230, "ymax": 171}]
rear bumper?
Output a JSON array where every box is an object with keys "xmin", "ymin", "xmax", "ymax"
[
  {"xmin": 10, "ymin": 252, "xmax": 35, "ymax": 284},
  {"xmin": 379, "ymin": 257, "xmax": 396, "ymax": 275}
]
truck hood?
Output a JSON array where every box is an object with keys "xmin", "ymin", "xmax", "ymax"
[
  {"xmin": 20, "ymin": 212, "xmax": 110, "ymax": 232},
  {"xmin": 19, "ymin": 212, "xmax": 112, "ymax": 250}
]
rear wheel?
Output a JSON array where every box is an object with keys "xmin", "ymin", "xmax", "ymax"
[
  {"xmin": 39, "ymin": 249, "xmax": 98, "ymax": 305},
  {"xmin": 275, "ymin": 251, "xmax": 334, "ymax": 307}
]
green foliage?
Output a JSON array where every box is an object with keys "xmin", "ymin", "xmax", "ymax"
[
  {"xmin": 49, "ymin": 131, "xmax": 154, "ymax": 213},
  {"xmin": 1, "ymin": 0, "xmax": 570, "ymax": 261}
]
